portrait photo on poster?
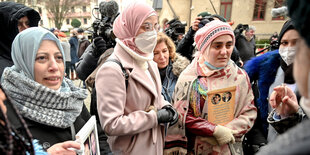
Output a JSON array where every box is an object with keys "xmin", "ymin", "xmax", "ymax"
[
  {"xmin": 75, "ymin": 116, "xmax": 100, "ymax": 155},
  {"xmin": 222, "ymin": 92, "xmax": 232, "ymax": 102}
]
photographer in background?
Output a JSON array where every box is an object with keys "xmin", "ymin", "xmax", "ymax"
[
  {"xmin": 164, "ymin": 18, "xmax": 186, "ymax": 46},
  {"xmin": 234, "ymin": 24, "xmax": 256, "ymax": 64},
  {"xmin": 176, "ymin": 12, "xmax": 243, "ymax": 67}
]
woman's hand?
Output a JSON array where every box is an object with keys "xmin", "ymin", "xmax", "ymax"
[
  {"xmin": 269, "ymin": 85, "xmax": 299, "ymax": 117},
  {"xmin": 47, "ymin": 141, "xmax": 81, "ymax": 155}
]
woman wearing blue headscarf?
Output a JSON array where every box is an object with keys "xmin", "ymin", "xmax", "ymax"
[{"xmin": 0, "ymin": 27, "xmax": 105, "ymax": 154}]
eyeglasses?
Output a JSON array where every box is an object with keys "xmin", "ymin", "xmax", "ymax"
[{"xmin": 141, "ymin": 22, "xmax": 160, "ymax": 32}]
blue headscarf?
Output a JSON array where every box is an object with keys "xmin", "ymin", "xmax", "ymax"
[{"xmin": 11, "ymin": 27, "xmax": 65, "ymax": 80}]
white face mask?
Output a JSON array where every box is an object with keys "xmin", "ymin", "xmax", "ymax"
[
  {"xmin": 279, "ymin": 46, "xmax": 297, "ymax": 65},
  {"xmin": 77, "ymin": 35, "xmax": 83, "ymax": 39},
  {"xmin": 134, "ymin": 30, "xmax": 157, "ymax": 54}
]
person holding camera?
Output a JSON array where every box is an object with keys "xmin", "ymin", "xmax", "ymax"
[
  {"xmin": 95, "ymin": 2, "xmax": 178, "ymax": 154},
  {"xmin": 234, "ymin": 24, "xmax": 256, "ymax": 64},
  {"xmin": 176, "ymin": 12, "xmax": 243, "ymax": 67}
]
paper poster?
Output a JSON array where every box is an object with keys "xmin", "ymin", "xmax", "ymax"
[
  {"xmin": 202, "ymin": 86, "xmax": 236, "ymax": 125},
  {"xmin": 75, "ymin": 116, "xmax": 100, "ymax": 155}
]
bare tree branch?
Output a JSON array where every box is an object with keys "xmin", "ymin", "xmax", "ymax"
[{"xmin": 42, "ymin": 0, "xmax": 84, "ymax": 29}]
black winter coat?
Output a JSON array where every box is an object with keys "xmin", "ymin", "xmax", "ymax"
[
  {"xmin": 0, "ymin": 2, "xmax": 40, "ymax": 78},
  {"xmin": 7, "ymin": 103, "xmax": 109, "ymax": 154}
]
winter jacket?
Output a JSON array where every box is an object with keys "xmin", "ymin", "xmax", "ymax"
[
  {"xmin": 161, "ymin": 53, "xmax": 190, "ymax": 103},
  {"xmin": 165, "ymin": 59, "xmax": 257, "ymax": 154},
  {"xmin": 76, "ymin": 45, "xmax": 100, "ymax": 81},
  {"xmin": 61, "ymin": 41, "xmax": 71, "ymax": 62},
  {"xmin": 257, "ymin": 98, "xmax": 310, "ymax": 155},
  {"xmin": 244, "ymin": 50, "xmax": 281, "ymax": 135},
  {"xmin": 176, "ymin": 27, "xmax": 196, "ymax": 61},
  {"xmin": 7, "ymin": 103, "xmax": 108, "ymax": 154},
  {"xmin": 69, "ymin": 36, "xmax": 79, "ymax": 64},
  {"xmin": 95, "ymin": 42, "xmax": 169, "ymax": 155},
  {"xmin": 76, "ymin": 44, "xmax": 113, "ymax": 154},
  {"xmin": 0, "ymin": 2, "xmax": 40, "ymax": 78},
  {"xmin": 78, "ymin": 37, "xmax": 91, "ymax": 58},
  {"xmin": 235, "ymin": 32, "xmax": 256, "ymax": 63}
]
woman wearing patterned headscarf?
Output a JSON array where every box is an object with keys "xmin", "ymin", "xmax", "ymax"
[
  {"xmin": 1, "ymin": 27, "xmax": 106, "ymax": 154},
  {"xmin": 164, "ymin": 20, "xmax": 257, "ymax": 154},
  {"xmin": 95, "ymin": 2, "xmax": 178, "ymax": 154}
]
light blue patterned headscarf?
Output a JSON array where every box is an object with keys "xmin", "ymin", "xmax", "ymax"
[{"xmin": 11, "ymin": 27, "xmax": 65, "ymax": 80}]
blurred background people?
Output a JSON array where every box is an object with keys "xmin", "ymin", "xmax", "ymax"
[
  {"xmin": 234, "ymin": 24, "xmax": 256, "ymax": 64},
  {"xmin": 154, "ymin": 32, "xmax": 190, "ymax": 103},
  {"xmin": 77, "ymin": 28, "xmax": 91, "ymax": 58},
  {"xmin": 0, "ymin": 1, "xmax": 40, "ymax": 79},
  {"xmin": 58, "ymin": 31, "xmax": 71, "ymax": 79},
  {"xmin": 95, "ymin": 2, "xmax": 178, "ymax": 154},
  {"xmin": 69, "ymin": 29, "xmax": 80, "ymax": 80},
  {"xmin": 165, "ymin": 20, "xmax": 256, "ymax": 154}
]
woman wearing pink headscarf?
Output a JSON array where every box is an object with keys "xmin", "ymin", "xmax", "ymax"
[
  {"xmin": 95, "ymin": 2, "xmax": 178, "ymax": 154},
  {"xmin": 164, "ymin": 20, "xmax": 257, "ymax": 154}
]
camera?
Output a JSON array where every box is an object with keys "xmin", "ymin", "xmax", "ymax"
[
  {"xmin": 198, "ymin": 16, "xmax": 215, "ymax": 28},
  {"xmin": 92, "ymin": 1, "xmax": 119, "ymax": 49},
  {"xmin": 164, "ymin": 19, "xmax": 187, "ymax": 45},
  {"xmin": 241, "ymin": 24, "xmax": 249, "ymax": 31}
]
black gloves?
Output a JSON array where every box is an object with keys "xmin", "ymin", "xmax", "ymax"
[
  {"xmin": 156, "ymin": 105, "xmax": 178, "ymax": 126},
  {"xmin": 93, "ymin": 37, "xmax": 107, "ymax": 57}
]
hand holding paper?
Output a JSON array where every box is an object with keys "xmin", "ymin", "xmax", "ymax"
[
  {"xmin": 213, "ymin": 125, "xmax": 236, "ymax": 145},
  {"xmin": 47, "ymin": 141, "xmax": 81, "ymax": 155}
]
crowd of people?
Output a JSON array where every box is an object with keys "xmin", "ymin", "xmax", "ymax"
[{"xmin": 1, "ymin": 0, "xmax": 310, "ymax": 154}]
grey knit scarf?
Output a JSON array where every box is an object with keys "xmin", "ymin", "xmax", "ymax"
[{"xmin": 1, "ymin": 67, "xmax": 88, "ymax": 128}]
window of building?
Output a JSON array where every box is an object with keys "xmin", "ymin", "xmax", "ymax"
[
  {"xmin": 38, "ymin": 7, "xmax": 42, "ymax": 14},
  {"xmin": 84, "ymin": 18, "xmax": 87, "ymax": 24},
  {"xmin": 66, "ymin": 19, "xmax": 70, "ymax": 25},
  {"xmin": 40, "ymin": 20, "xmax": 43, "ymax": 25},
  {"xmin": 71, "ymin": 7, "xmax": 75, "ymax": 13},
  {"xmin": 253, "ymin": 0, "xmax": 267, "ymax": 21},
  {"xmin": 220, "ymin": 0, "xmax": 233, "ymax": 21},
  {"xmin": 83, "ymin": 6, "xmax": 86, "ymax": 12},
  {"xmin": 272, "ymin": 0, "xmax": 286, "ymax": 20}
]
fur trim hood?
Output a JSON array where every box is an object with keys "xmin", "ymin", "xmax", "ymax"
[{"xmin": 172, "ymin": 53, "xmax": 190, "ymax": 77}]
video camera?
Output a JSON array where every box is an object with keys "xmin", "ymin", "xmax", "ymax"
[
  {"xmin": 198, "ymin": 16, "xmax": 215, "ymax": 28},
  {"xmin": 235, "ymin": 23, "xmax": 249, "ymax": 33},
  {"xmin": 164, "ymin": 19, "xmax": 187, "ymax": 44},
  {"xmin": 92, "ymin": 0, "xmax": 119, "ymax": 49}
]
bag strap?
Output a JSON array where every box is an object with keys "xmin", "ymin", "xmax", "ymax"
[{"xmin": 105, "ymin": 59, "xmax": 129, "ymax": 88}]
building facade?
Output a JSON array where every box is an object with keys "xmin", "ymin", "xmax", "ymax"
[{"xmin": 156, "ymin": 0, "xmax": 287, "ymax": 40}]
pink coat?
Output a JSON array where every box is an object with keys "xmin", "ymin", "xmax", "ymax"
[{"xmin": 95, "ymin": 43, "xmax": 168, "ymax": 155}]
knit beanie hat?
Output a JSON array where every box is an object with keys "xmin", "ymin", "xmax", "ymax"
[{"xmin": 194, "ymin": 20, "xmax": 235, "ymax": 55}]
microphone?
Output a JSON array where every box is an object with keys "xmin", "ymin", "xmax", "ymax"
[
  {"xmin": 271, "ymin": 6, "xmax": 288, "ymax": 18},
  {"xmin": 99, "ymin": 0, "xmax": 119, "ymax": 18}
]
